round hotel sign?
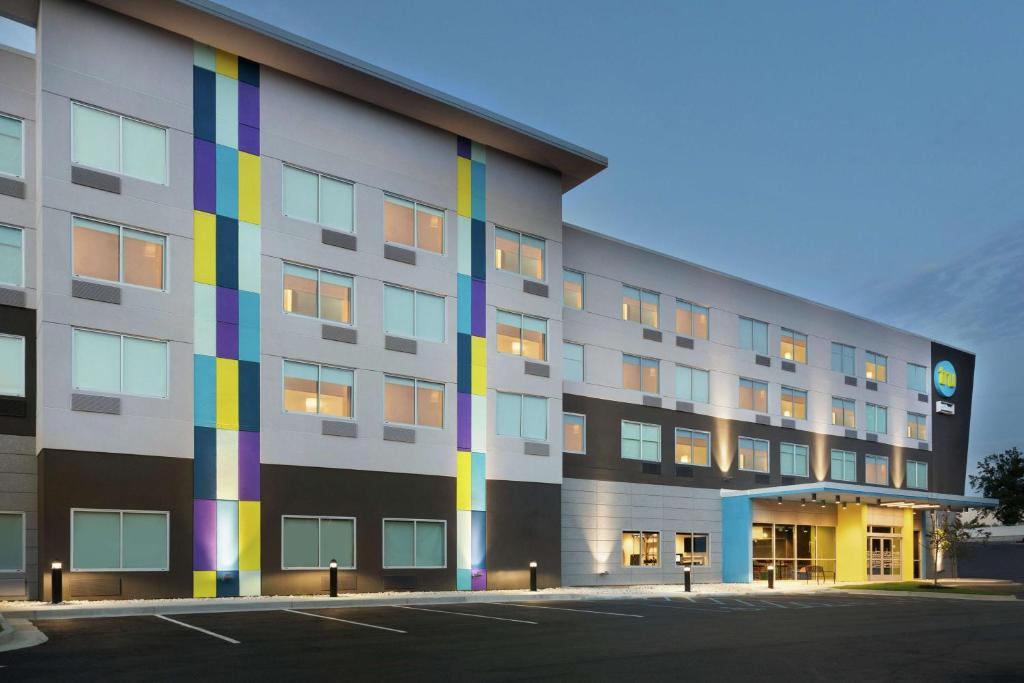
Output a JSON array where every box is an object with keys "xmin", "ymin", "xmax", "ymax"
[{"xmin": 934, "ymin": 360, "xmax": 956, "ymax": 398}]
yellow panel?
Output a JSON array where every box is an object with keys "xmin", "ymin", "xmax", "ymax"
[
  {"xmin": 456, "ymin": 451, "xmax": 471, "ymax": 511},
  {"xmin": 836, "ymin": 504, "xmax": 867, "ymax": 582},
  {"xmin": 471, "ymin": 365, "xmax": 486, "ymax": 396},
  {"xmin": 456, "ymin": 156, "xmax": 472, "ymax": 217},
  {"xmin": 901, "ymin": 508, "xmax": 915, "ymax": 581},
  {"xmin": 193, "ymin": 210, "xmax": 216, "ymax": 285},
  {"xmin": 471, "ymin": 335, "xmax": 486, "ymax": 366},
  {"xmin": 470, "ymin": 335, "xmax": 486, "ymax": 396},
  {"xmin": 216, "ymin": 358, "xmax": 239, "ymax": 430},
  {"xmin": 238, "ymin": 152, "xmax": 261, "ymax": 225},
  {"xmin": 215, "ymin": 49, "xmax": 238, "ymax": 79},
  {"xmin": 193, "ymin": 570, "xmax": 217, "ymax": 598},
  {"xmin": 238, "ymin": 501, "xmax": 261, "ymax": 571}
]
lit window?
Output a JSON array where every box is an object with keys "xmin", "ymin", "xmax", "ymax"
[
  {"xmin": 676, "ymin": 300, "xmax": 709, "ymax": 339},
  {"xmin": 739, "ymin": 436, "xmax": 769, "ymax": 472},
  {"xmin": 71, "ymin": 509, "xmax": 168, "ymax": 571},
  {"xmin": 563, "ymin": 269, "xmax": 584, "ymax": 310},
  {"xmin": 384, "ymin": 375, "xmax": 443, "ymax": 428},
  {"xmin": 907, "ymin": 363, "xmax": 927, "ymax": 393},
  {"xmin": 907, "ymin": 412, "xmax": 927, "ymax": 441},
  {"xmin": 865, "ymin": 351, "xmax": 888, "ymax": 382},
  {"xmin": 495, "ymin": 227, "xmax": 544, "ymax": 280},
  {"xmin": 72, "ymin": 103, "xmax": 166, "ymax": 184},
  {"xmin": 623, "ymin": 354, "xmax": 659, "ymax": 393},
  {"xmin": 739, "ymin": 378, "xmax": 768, "ymax": 412},
  {"xmin": 0, "ymin": 512, "xmax": 24, "ymax": 572},
  {"xmin": 780, "ymin": 443, "xmax": 808, "ymax": 477},
  {"xmin": 621, "ymin": 420, "xmax": 660, "ymax": 462},
  {"xmin": 563, "ymin": 413, "xmax": 586, "ymax": 454},
  {"xmin": 781, "ymin": 386, "xmax": 807, "ymax": 419},
  {"xmin": 866, "ymin": 403, "xmax": 888, "ymax": 434},
  {"xmin": 283, "ymin": 360, "xmax": 353, "ymax": 418},
  {"xmin": 0, "ymin": 114, "xmax": 23, "ymax": 178},
  {"xmin": 865, "ymin": 454, "xmax": 889, "ymax": 486},
  {"xmin": 72, "ymin": 329, "xmax": 167, "ymax": 398},
  {"xmin": 383, "ymin": 519, "xmax": 445, "ymax": 568},
  {"xmin": 906, "ymin": 460, "xmax": 928, "ymax": 490},
  {"xmin": 831, "ymin": 342, "xmax": 855, "ymax": 375},
  {"xmin": 622, "ymin": 530, "xmax": 660, "ymax": 567},
  {"xmin": 676, "ymin": 366, "xmax": 709, "ymax": 404},
  {"xmin": 674, "ymin": 428, "xmax": 710, "ymax": 466},
  {"xmin": 281, "ymin": 516, "xmax": 355, "ymax": 569},
  {"xmin": 0, "ymin": 334, "xmax": 25, "ymax": 398},
  {"xmin": 831, "ymin": 397, "xmax": 856, "ymax": 428},
  {"xmin": 738, "ymin": 317, "xmax": 768, "ymax": 354},
  {"xmin": 0, "ymin": 225, "xmax": 22, "ymax": 286},
  {"xmin": 496, "ymin": 311, "xmax": 546, "ymax": 361},
  {"xmin": 622, "ymin": 285, "xmax": 659, "ymax": 327},
  {"xmin": 830, "ymin": 449, "xmax": 857, "ymax": 482},
  {"xmin": 780, "ymin": 328, "xmax": 807, "ymax": 363},
  {"xmin": 563, "ymin": 342, "xmax": 583, "ymax": 383},
  {"xmin": 73, "ymin": 217, "xmax": 166, "ymax": 289},
  {"xmin": 282, "ymin": 165, "xmax": 354, "ymax": 232},
  {"xmin": 283, "ymin": 263, "xmax": 353, "ymax": 325},
  {"xmin": 383, "ymin": 284, "xmax": 445, "ymax": 343},
  {"xmin": 496, "ymin": 392, "xmax": 548, "ymax": 441},
  {"xmin": 383, "ymin": 195, "xmax": 444, "ymax": 253},
  {"xmin": 675, "ymin": 532, "xmax": 709, "ymax": 566}
]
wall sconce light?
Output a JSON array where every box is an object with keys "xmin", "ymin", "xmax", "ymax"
[
  {"xmin": 777, "ymin": 496, "xmax": 783, "ymax": 506},
  {"xmin": 800, "ymin": 498, "xmax": 806, "ymax": 507}
]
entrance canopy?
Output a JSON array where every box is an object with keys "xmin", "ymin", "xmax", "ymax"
[{"xmin": 722, "ymin": 482, "xmax": 997, "ymax": 512}]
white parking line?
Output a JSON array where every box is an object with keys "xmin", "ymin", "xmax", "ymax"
[
  {"xmin": 760, "ymin": 600, "xmax": 789, "ymax": 609},
  {"xmin": 283, "ymin": 609, "xmax": 407, "ymax": 634},
  {"xmin": 503, "ymin": 604, "xmax": 644, "ymax": 618},
  {"xmin": 637, "ymin": 603, "xmax": 739, "ymax": 614},
  {"xmin": 155, "ymin": 614, "xmax": 239, "ymax": 644},
  {"xmin": 733, "ymin": 599, "xmax": 756, "ymax": 607},
  {"xmin": 393, "ymin": 605, "xmax": 537, "ymax": 624}
]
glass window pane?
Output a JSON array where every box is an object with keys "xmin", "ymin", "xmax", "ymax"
[
  {"xmin": 122, "ymin": 512, "xmax": 167, "ymax": 569},
  {"xmin": 621, "ymin": 437, "xmax": 640, "ymax": 459},
  {"xmin": 383, "ymin": 520, "xmax": 415, "ymax": 567},
  {"xmin": 693, "ymin": 369, "xmax": 709, "ymax": 403},
  {"xmin": 739, "ymin": 318, "xmax": 752, "ymax": 350},
  {"xmin": 522, "ymin": 395, "xmax": 547, "ymax": 440},
  {"xmin": 692, "ymin": 431, "xmax": 709, "ymax": 466},
  {"xmin": 383, "ymin": 286, "xmax": 415, "ymax": 338},
  {"xmin": 320, "ymin": 518, "xmax": 354, "ymax": 568},
  {"xmin": 0, "ymin": 115, "xmax": 21, "ymax": 177},
  {"xmin": 121, "ymin": 118, "xmax": 166, "ymax": 184},
  {"xmin": 753, "ymin": 321, "xmax": 768, "ymax": 354},
  {"xmin": 283, "ymin": 166, "xmax": 318, "ymax": 223},
  {"xmin": 73, "ymin": 104, "xmax": 119, "ymax": 172},
  {"xmin": 415, "ymin": 521, "xmax": 445, "ymax": 567},
  {"xmin": 416, "ymin": 381, "xmax": 444, "ymax": 428},
  {"xmin": 122, "ymin": 229, "xmax": 165, "ymax": 289},
  {"xmin": 496, "ymin": 392, "xmax": 522, "ymax": 437},
  {"xmin": 384, "ymin": 197, "xmax": 415, "ymax": 246},
  {"xmin": 0, "ymin": 513, "xmax": 22, "ymax": 571},
  {"xmin": 622, "ymin": 421, "xmax": 639, "ymax": 440},
  {"xmin": 74, "ymin": 330, "xmax": 121, "ymax": 393},
  {"xmin": 283, "ymin": 264, "xmax": 318, "ymax": 317},
  {"xmin": 384, "ymin": 376, "xmax": 415, "ymax": 425},
  {"xmin": 622, "ymin": 286, "xmax": 640, "ymax": 322},
  {"xmin": 495, "ymin": 228, "xmax": 520, "ymax": 273},
  {"xmin": 319, "ymin": 366, "xmax": 353, "ymax": 418},
  {"xmin": 0, "ymin": 335, "xmax": 25, "ymax": 397},
  {"xmin": 676, "ymin": 303, "xmax": 692, "ymax": 336},
  {"xmin": 415, "ymin": 292, "xmax": 445, "ymax": 343},
  {"xmin": 73, "ymin": 218, "xmax": 120, "ymax": 283},
  {"xmin": 677, "ymin": 366, "xmax": 692, "ymax": 400},
  {"xmin": 622, "ymin": 355, "xmax": 640, "ymax": 390},
  {"xmin": 122, "ymin": 337, "xmax": 167, "ymax": 398},
  {"xmin": 496, "ymin": 311, "xmax": 522, "ymax": 355},
  {"xmin": 283, "ymin": 361, "xmax": 319, "ymax": 414},
  {"xmin": 521, "ymin": 316, "xmax": 546, "ymax": 361},
  {"xmin": 563, "ymin": 270, "xmax": 583, "ymax": 309},
  {"xmin": 642, "ymin": 423, "xmax": 660, "ymax": 442},
  {"xmin": 282, "ymin": 517, "xmax": 319, "ymax": 568},
  {"xmin": 563, "ymin": 414, "xmax": 584, "ymax": 452},
  {"xmin": 319, "ymin": 176, "xmax": 353, "ymax": 232},
  {"xmin": 319, "ymin": 271, "xmax": 353, "ymax": 324},
  {"xmin": 416, "ymin": 205, "xmax": 444, "ymax": 254},
  {"xmin": 642, "ymin": 359, "xmax": 659, "ymax": 394},
  {"xmin": 0, "ymin": 225, "xmax": 22, "ymax": 286},
  {"xmin": 520, "ymin": 235, "xmax": 545, "ymax": 280},
  {"xmin": 73, "ymin": 511, "xmax": 120, "ymax": 570},
  {"xmin": 692, "ymin": 305, "xmax": 709, "ymax": 339},
  {"xmin": 640, "ymin": 291, "xmax": 659, "ymax": 327}
]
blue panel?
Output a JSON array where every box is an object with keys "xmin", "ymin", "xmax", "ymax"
[
  {"xmin": 194, "ymin": 354, "xmax": 217, "ymax": 428},
  {"xmin": 722, "ymin": 496, "xmax": 753, "ymax": 583},
  {"xmin": 238, "ymin": 290, "xmax": 260, "ymax": 363},
  {"xmin": 192, "ymin": 66, "xmax": 216, "ymax": 143},
  {"xmin": 471, "ymin": 161, "xmax": 486, "ymax": 221},
  {"xmin": 238, "ymin": 359, "xmax": 260, "ymax": 432},
  {"xmin": 456, "ymin": 568, "xmax": 472, "ymax": 590},
  {"xmin": 216, "ymin": 570, "xmax": 239, "ymax": 597},
  {"xmin": 456, "ymin": 333, "xmax": 472, "ymax": 393},
  {"xmin": 215, "ymin": 215, "xmax": 238, "ymax": 290},
  {"xmin": 470, "ymin": 219, "xmax": 486, "ymax": 280},
  {"xmin": 237, "ymin": 57, "xmax": 260, "ymax": 87},
  {"xmin": 470, "ymin": 451, "xmax": 486, "ymax": 511},
  {"xmin": 457, "ymin": 274, "xmax": 472, "ymax": 335},
  {"xmin": 215, "ymin": 144, "xmax": 238, "ymax": 219},
  {"xmin": 193, "ymin": 426, "xmax": 217, "ymax": 499},
  {"xmin": 470, "ymin": 510, "xmax": 486, "ymax": 569}
]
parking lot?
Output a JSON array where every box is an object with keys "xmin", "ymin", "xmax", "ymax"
[{"xmin": 2, "ymin": 593, "xmax": 1023, "ymax": 681}]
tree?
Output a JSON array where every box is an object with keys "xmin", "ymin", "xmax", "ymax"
[
  {"xmin": 968, "ymin": 447, "xmax": 1024, "ymax": 526},
  {"xmin": 926, "ymin": 511, "xmax": 989, "ymax": 584}
]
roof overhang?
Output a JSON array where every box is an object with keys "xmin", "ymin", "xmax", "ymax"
[{"xmin": 722, "ymin": 482, "xmax": 996, "ymax": 511}]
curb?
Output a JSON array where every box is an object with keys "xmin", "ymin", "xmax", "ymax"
[
  {"xmin": 835, "ymin": 589, "xmax": 1019, "ymax": 602},
  {"xmin": 0, "ymin": 613, "xmax": 12, "ymax": 645}
]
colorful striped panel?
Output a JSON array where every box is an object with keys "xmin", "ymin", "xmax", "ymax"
[{"xmin": 193, "ymin": 42, "xmax": 261, "ymax": 598}]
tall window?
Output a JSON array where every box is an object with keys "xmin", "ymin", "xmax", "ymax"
[
  {"xmin": 0, "ymin": 225, "xmax": 21, "ymax": 286},
  {"xmin": 753, "ymin": 524, "xmax": 836, "ymax": 582},
  {"xmin": 866, "ymin": 403, "xmax": 888, "ymax": 434},
  {"xmin": 676, "ymin": 365, "xmax": 709, "ymax": 403},
  {"xmin": 383, "ymin": 285, "xmax": 445, "ymax": 342},
  {"xmin": 865, "ymin": 455, "xmax": 889, "ymax": 486},
  {"xmin": 0, "ymin": 114, "xmax": 23, "ymax": 178},
  {"xmin": 72, "ymin": 217, "xmax": 166, "ymax": 290},
  {"xmin": 383, "ymin": 519, "xmax": 445, "ymax": 569},
  {"xmin": 831, "ymin": 397, "xmax": 856, "ymax": 428},
  {"xmin": 282, "ymin": 165, "xmax": 354, "ymax": 232},
  {"xmin": 0, "ymin": 334, "xmax": 25, "ymax": 398},
  {"xmin": 907, "ymin": 363, "xmax": 927, "ymax": 393},
  {"xmin": 72, "ymin": 103, "xmax": 166, "ymax": 184},
  {"xmin": 495, "ymin": 227, "xmax": 544, "ymax": 280},
  {"xmin": 0, "ymin": 512, "xmax": 24, "ymax": 573},
  {"xmin": 623, "ymin": 354, "xmax": 659, "ymax": 393},
  {"xmin": 674, "ymin": 428, "xmax": 710, "ymax": 466},
  {"xmin": 496, "ymin": 311, "xmax": 547, "ymax": 361},
  {"xmin": 865, "ymin": 351, "xmax": 888, "ymax": 382},
  {"xmin": 676, "ymin": 532, "xmax": 709, "ymax": 566},
  {"xmin": 780, "ymin": 442, "xmax": 808, "ymax": 477},
  {"xmin": 281, "ymin": 516, "xmax": 355, "ymax": 569},
  {"xmin": 622, "ymin": 285, "xmax": 658, "ymax": 327},
  {"xmin": 831, "ymin": 342, "xmax": 855, "ymax": 375},
  {"xmin": 738, "ymin": 378, "xmax": 768, "ymax": 412},
  {"xmin": 72, "ymin": 329, "xmax": 167, "ymax": 398},
  {"xmin": 738, "ymin": 437, "xmax": 769, "ymax": 473},
  {"xmin": 780, "ymin": 386, "xmax": 807, "ymax": 419},
  {"xmin": 622, "ymin": 530, "xmax": 660, "ymax": 567},
  {"xmin": 738, "ymin": 317, "xmax": 768, "ymax": 354},
  {"xmin": 383, "ymin": 375, "xmax": 443, "ymax": 428},
  {"xmin": 563, "ymin": 269, "xmax": 583, "ymax": 310},
  {"xmin": 383, "ymin": 195, "xmax": 444, "ymax": 253},
  {"xmin": 621, "ymin": 420, "xmax": 660, "ymax": 462},
  {"xmin": 71, "ymin": 509, "xmax": 168, "ymax": 571},
  {"xmin": 283, "ymin": 360, "xmax": 353, "ymax": 418},
  {"xmin": 907, "ymin": 412, "xmax": 927, "ymax": 441},
  {"xmin": 830, "ymin": 449, "xmax": 857, "ymax": 482},
  {"xmin": 496, "ymin": 392, "xmax": 547, "ymax": 440},
  {"xmin": 780, "ymin": 328, "xmax": 807, "ymax": 363},
  {"xmin": 906, "ymin": 460, "xmax": 928, "ymax": 490},
  {"xmin": 563, "ymin": 342, "xmax": 583, "ymax": 382},
  {"xmin": 563, "ymin": 413, "xmax": 586, "ymax": 453},
  {"xmin": 675, "ymin": 300, "xmax": 709, "ymax": 339},
  {"xmin": 282, "ymin": 264, "xmax": 353, "ymax": 325}
]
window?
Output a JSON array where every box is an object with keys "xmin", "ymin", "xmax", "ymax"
[
  {"xmin": 674, "ymin": 428, "xmax": 710, "ymax": 466},
  {"xmin": 738, "ymin": 317, "xmax": 768, "ymax": 354},
  {"xmin": 831, "ymin": 342, "xmax": 855, "ymax": 375},
  {"xmin": 780, "ymin": 386, "xmax": 807, "ymax": 419},
  {"xmin": 494, "ymin": 227, "xmax": 544, "ymax": 280},
  {"xmin": 622, "ymin": 530, "xmax": 659, "ymax": 567},
  {"xmin": 563, "ymin": 413, "xmax": 586, "ymax": 453},
  {"xmin": 623, "ymin": 354, "xmax": 659, "ymax": 393},
  {"xmin": 0, "ymin": 114, "xmax": 22, "ymax": 178},
  {"xmin": 72, "ymin": 329, "xmax": 167, "ymax": 398},
  {"xmin": 495, "ymin": 311, "xmax": 546, "ymax": 361},
  {"xmin": 383, "ymin": 195, "xmax": 444, "ymax": 253},
  {"xmin": 830, "ymin": 449, "xmax": 857, "ymax": 482},
  {"xmin": 383, "ymin": 375, "xmax": 444, "ymax": 428},
  {"xmin": 71, "ymin": 509, "xmax": 168, "ymax": 571},
  {"xmin": 71, "ymin": 103, "xmax": 166, "ymax": 184},
  {"xmin": 780, "ymin": 443, "xmax": 808, "ymax": 477},
  {"xmin": 866, "ymin": 403, "xmax": 888, "ymax": 434},
  {"xmin": 780, "ymin": 328, "xmax": 807, "ymax": 363},
  {"xmin": 621, "ymin": 420, "xmax": 660, "ymax": 462},
  {"xmin": 282, "ymin": 264, "xmax": 353, "ymax": 325},
  {"xmin": 865, "ymin": 455, "xmax": 889, "ymax": 486},
  {"xmin": 281, "ymin": 516, "xmax": 355, "ymax": 569},
  {"xmin": 282, "ymin": 165, "xmax": 354, "ymax": 232},
  {"xmin": 382, "ymin": 519, "xmax": 445, "ymax": 568},
  {"xmin": 0, "ymin": 225, "xmax": 23, "ymax": 286},
  {"xmin": 753, "ymin": 523, "xmax": 836, "ymax": 582},
  {"xmin": 383, "ymin": 285, "xmax": 445, "ymax": 343},
  {"xmin": 283, "ymin": 360, "xmax": 354, "ymax": 418},
  {"xmin": 831, "ymin": 397, "xmax": 856, "ymax": 428},
  {"xmin": 907, "ymin": 412, "xmax": 927, "ymax": 441},
  {"xmin": 72, "ymin": 217, "xmax": 166, "ymax": 290},
  {"xmin": 907, "ymin": 363, "xmax": 928, "ymax": 393},
  {"xmin": 675, "ymin": 365, "xmax": 709, "ymax": 404},
  {"xmin": 0, "ymin": 512, "xmax": 24, "ymax": 572},
  {"xmin": 563, "ymin": 342, "xmax": 583, "ymax": 383},
  {"xmin": 622, "ymin": 285, "xmax": 658, "ymax": 327},
  {"xmin": 738, "ymin": 437, "xmax": 769, "ymax": 472},
  {"xmin": 563, "ymin": 269, "xmax": 583, "ymax": 310},
  {"xmin": 906, "ymin": 460, "xmax": 928, "ymax": 490},
  {"xmin": 675, "ymin": 300, "xmax": 709, "ymax": 339},
  {"xmin": 675, "ymin": 532, "xmax": 709, "ymax": 566},
  {"xmin": 496, "ymin": 392, "xmax": 547, "ymax": 441},
  {"xmin": 865, "ymin": 351, "xmax": 888, "ymax": 382},
  {"xmin": 739, "ymin": 378, "xmax": 768, "ymax": 412},
  {"xmin": 0, "ymin": 334, "xmax": 25, "ymax": 398}
]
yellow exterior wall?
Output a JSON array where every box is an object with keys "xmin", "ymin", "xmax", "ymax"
[
  {"xmin": 836, "ymin": 504, "xmax": 867, "ymax": 582},
  {"xmin": 902, "ymin": 508, "xmax": 915, "ymax": 580}
]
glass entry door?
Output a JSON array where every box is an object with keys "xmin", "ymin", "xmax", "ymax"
[{"xmin": 867, "ymin": 536, "xmax": 902, "ymax": 579}]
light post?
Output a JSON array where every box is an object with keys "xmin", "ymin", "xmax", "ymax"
[
  {"xmin": 51, "ymin": 560, "xmax": 63, "ymax": 604},
  {"xmin": 767, "ymin": 563, "xmax": 775, "ymax": 589},
  {"xmin": 529, "ymin": 561, "xmax": 538, "ymax": 592},
  {"xmin": 329, "ymin": 559, "xmax": 338, "ymax": 597},
  {"xmin": 683, "ymin": 565, "xmax": 692, "ymax": 592}
]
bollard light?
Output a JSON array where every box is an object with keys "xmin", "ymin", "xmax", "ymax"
[
  {"xmin": 529, "ymin": 561, "xmax": 538, "ymax": 592},
  {"xmin": 51, "ymin": 560, "xmax": 63, "ymax": 604},
  {"xmin": 767, "ymin": 563, "xmax": 775, "ymax": 590},
  {"xmin": 329, "ymin": 559, "xmax": 338, "ymax": 597},
  {"xmin": 683, "ymin": 565, "xmax": 692, "ymax": 592}
]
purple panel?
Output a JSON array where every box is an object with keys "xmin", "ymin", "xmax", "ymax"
[
  {"xmin": 471, "ymin": 278, "xmax": 486, "ymax": 338},
  {"xmin": 217, "ymin": 321, "xmax": 239, "ymax": 359},
  {"xmin": 217, "ymin": 286, "xmax": 239, "ymax": 324},
  {"xmin": 238, "ymin": 431, "xmax": 261, "ymax": 501},
  {"xmin": 238, "ymin": 82, "xmax": 260, "ymax": 128},
  {"xmin": 457, "ymin": 392, "xmax": 471, "ymax": 451},
  {"xmin": 471, "ymin": 569, "xmax": 486, "ymax": 591},
  {"xmin": 193, "ymin": 139, "xmax": 216, "ymax": 213},
  {"xmin": 238, "ymin": 124, "xmax": 260, "ymax": 156},
  {"xmin": 193, "ymin": 499, "xmax": 217, "ymax": 571}
]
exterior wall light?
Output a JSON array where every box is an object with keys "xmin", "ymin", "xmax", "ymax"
[
  {"xmin": 767, "ymin": 563, "xmax": 775, "ymax": 589},
  {"xmin": 683, "ymin": 564, "xmax": 692, "ymax": 592},
  {"xmin": 51, "ymin": 560, "xmax": 63, "ymax": 604},
  {"xmin": 328, "ymin": 558, "xmax": 338, "ymax": 597},
  {"xmin": 529, "ymin": 561, "xmax": 538, "ymax": 591}
]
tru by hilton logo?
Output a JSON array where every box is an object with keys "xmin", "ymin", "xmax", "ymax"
[{"xmin": 934, "ymin": 360, "xmax": 957, "ymax": 398}]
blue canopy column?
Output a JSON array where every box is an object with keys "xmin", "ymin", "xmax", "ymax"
[{"xmin": 722, "ymin": 495, "xmax": 752, "ymax": 583}]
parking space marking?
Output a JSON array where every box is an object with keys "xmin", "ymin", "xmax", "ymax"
[
  {"xmin": 733, "ymin": 599, "xmax": 756, "ymax": 607},
  {"xmin": 282, "ymin": 609, "xmax": 407, "ymax": 634},
  {"xmin": 637, "ymin": 603, "xmax": 744, "ymax": 614},
  {"xmin": 393, "ymin": 605, "xmax": 537, "ymax": 624},
  {"xmin": 154, "ymin": 615, "xmax": 240, "ymax": 644},
  {"xmin": 759, "ymin": 600, "xmax": 789, "ymax": 609},
  {"xmin": 503, "ymin": 604, "xmax": 644, "ymax": 618}
]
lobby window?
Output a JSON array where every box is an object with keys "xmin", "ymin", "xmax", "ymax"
[
  {"xmin": 496, "ymin": 311, "xmax": 546, "ymax": 361},
  {"xmin": 676, "ymin": 365, "xmax": 709, "ymax": 404},
  {"xmin": 676, "ymin": 532, "xmax": 709, "ymax": 566},
  {"xmin": 0, "ymin": 114, "xmax": 23, "ymax": 178},
  {"xmin": 563, "ymin": 269, "xmax": 584, "ymax": 310},
  {"xmin": 907, "ymin": 412, "xmax": 927, "ymax": 441},
  {"xmin": 72, "ymin": 217, "xmax": 166, "ymax": 290},
  {"xmin": 738, "ymin": 378, "xmax": 768, "ymax": 412},
  {"xmin": 563, "ymin": 342, "xmax": 584, "ymax": 383},
  {"xmin": 780, "ymin": 442, "xmax": 808, "ymax": 477},
  {"xmin": 753, "ymin": 523, "xmax": 836, "ymax": 581},
  {"xmin": 281, "ymin": 516, "xmax": 354, "ymax": 569},
  {"xmin": 865, "ymin": 454, "xmax": 889, "ymax": 486},
  {"xmin": 282, "ymin": 165, "xmax": 354, "ymax": 232},
  {"xmin": 831, "ymin": 397, "xmax": 856, "ymax": 428},
  {"xmin": 382, "ymin": 519, "xmax": 446, "ymax": 569},
  {"xmin": 865, "ymin": 351, "xmax": 888, "ymax": 382},
  {"xmin": 780, "ymin": 328, "xmax": 807, "ymax": 363},
  {"xmin": 71, "ymin": 509, "xmax": 168, "ymax": 571},
  {"xmin": 738, "ymin": 316, "xmax": 768, "ymax": 354},
  {"xmin": 621, "ymin": 420, "xmax": 660, "ymax": 462},
  {"xmin": 73, "ymin": 329, "xmax": 167, "ymax": 398},
  {"xmin": 781, "ymin": 386, "xmax": 807, "ymax": 419},
  {"xmin": 738, "ymin": 437, "xmax": 769, "ymax": 473},
  {"xmin": 674, "ymin": 428, "xmax": 710, "ymax": 466},
  {"xmin": 0, "ymin": 512, "xmax": 24, "ymax": 572},
  {"xmin": 830, "ymin": 449, "xmax": 857, "ymax": 482},
  {"xmin": 496, "ymin": 392, "xmax": 547, "ymax": 441},
  {"xmin": 283, "ymin": 263, "xmax": 353, "ymax": 325},
  {"xmin": 831, "ymin": 342, "xmax": 855, "ymax": 375},
  {"xmin": 383, "ymin": 375, "xmax": 444, "ymax": 428},
  {"xmin": 283, "ymin": 360, "xmax": 353, "ymax": 418},
  {"xmin": 0, "ymin": 225, "xmax": 22, "ymax": 286},
  {"xmin": 622, "ymin": 285, "xmax": 658, "ymax": 327},
  {"xmin": 495, "ymin": 227, "xmax": 544, "ymax": 280},
  {"xmin": 563, "ymin": 413, "xmax": 586, "ymax": 454},
  {"xmin": 906, "ymin": 460, "xmax": 928, "ymax": 490},
  {"xmin": 622, "ymin": 530, "xmax": 659, "ymax": 567},
  {"xmin": 675, "ymin": 299, "xmax": 709, "ymax": 339},
  {"xmin": 0, "ymin": 334, "xmax": 25, "ymax": 398},
  {"xmin": 71, "ymin": 102, "xmax": 166, "ymax": 184},
  {"xmin": 383, "ymin": 284, "xmax": 445, "ymax": 343},
  {"xmin": 383, "ymin": 195, "xmax": 444, "ymax": 253},
  {"xmin": 866, "ymin": 403, "xmax": 888, "ymax": 434},
  {"xmin": 907, "ymin": 363, "xmax": 927, "ymax": 393},
  {"xmin": 623, "ymin": 354, "xmax": 659, "ymax": 393}
]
